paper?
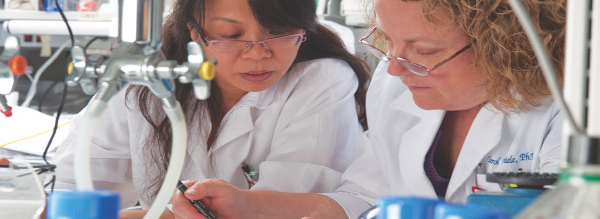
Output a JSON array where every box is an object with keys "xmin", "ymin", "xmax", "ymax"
[
  {"xmin": 0, "ymin": 106, "xmax": 70, "ymax": 156},
  {"xmin": 39, "ymin": 35, "xmax": 51, "ymax": 58}
]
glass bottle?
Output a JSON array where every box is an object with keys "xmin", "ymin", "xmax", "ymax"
[{"xmin": 516, "ymin": 135, "xmax": 600, "ymax": 219}]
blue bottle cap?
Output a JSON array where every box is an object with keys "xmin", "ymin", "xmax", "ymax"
[
  {"xmin": 48, "ymin": 190, "xmax": 120, "ymax": 219},
  {"xmin": 376, "ymin": 196, "xmax": 441, "ymax": 219},
  {"xmin": 434, "ymin": 203, "xmax": 511, "ymax": 219}
]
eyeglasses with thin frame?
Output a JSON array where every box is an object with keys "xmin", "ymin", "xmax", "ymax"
[
  {"xmin": 201, "ymin": 31, "xmax": 307, "ymax": 53},
  {"xmin": 359, "ymin": 27, "xmax": 471, "ymax": 77}
]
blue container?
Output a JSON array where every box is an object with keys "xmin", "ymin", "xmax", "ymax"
[
  {"xmin": 44, "ymin": 0, "xmax": 78, "ymax": 11},
  {"xmin": 376, "ymin": 196, "xmax": 441, "ymax": 219},
  {"xmin": 434, "ymin": 203, "xmax": 511, "ymax": 219},
  {"xmin": 467, "ymin": 188, "xmax": 545, "ymax": 216},
  {"xmin": 47, "ymin": 190, "xmax": 120, "ymax": 219}
]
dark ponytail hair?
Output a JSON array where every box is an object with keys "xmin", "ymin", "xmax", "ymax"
[{"xmin": 126, "ymin": 0, "xmax": 369, "ymax": 201}]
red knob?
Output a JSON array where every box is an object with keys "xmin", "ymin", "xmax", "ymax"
[{"xmin": 1, "ymin": 106, "xmax": 12, "ymax": 117}]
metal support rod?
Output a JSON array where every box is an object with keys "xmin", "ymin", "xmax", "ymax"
[
  {"xmin": 0, "ymin": 94, "xmax": 10, "ymax": 113},
  {"xmin": 120, "ymin": 0, "xmax": 147, "ymax": 43},
  {"xmin": 149, "ymin": 0, "xmax": 163, "ymax": 51},
  {"xmin": 561, "ymin": 0, "xmax": 591, "ymax": 163},
  {"xmin": 589, "ymin": 0, "xmax": 600, "ymax": 136}
]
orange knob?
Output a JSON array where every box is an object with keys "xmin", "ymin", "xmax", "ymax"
[{"xmin": 8, "ymin": 55, "xmax": 27, "ymax": 75}]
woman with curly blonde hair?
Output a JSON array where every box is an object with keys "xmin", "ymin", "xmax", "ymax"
[
  {"xmin": 171, "ymin": 0, "xmax": 566, "ymax": 218},
  {"xmin": 330, "ymin": 0, "xmax": 566, "ymax": 215}
]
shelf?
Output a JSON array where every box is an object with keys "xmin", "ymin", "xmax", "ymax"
[{"xmin": 0, "ymin": 10, "xmax": 114, "ymax": 22}]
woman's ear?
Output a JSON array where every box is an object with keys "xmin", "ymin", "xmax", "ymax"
[
  {"xmin": 187, "ymin": 22, "xmax": 202, "ymax": 42},
  {"xmin": 188, "ymin": 22, "xmax": 199, "ymax": 41}
]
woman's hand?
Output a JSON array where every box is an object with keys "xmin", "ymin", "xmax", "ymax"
[
  {"xmin": 171, "ymin": 178, "xmax": 348, "ymax": 219},
  {"xmin": 171, "ymin": 179, "xmax": 250, "ymax": 219}
]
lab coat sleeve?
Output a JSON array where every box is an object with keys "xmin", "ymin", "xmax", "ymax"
[
  {"xmin": 537, "ymin": 105, "xmax": 563, "ymax": 173},
  {"xmin": 51, "ymin": 89, "xmax": 138, "ymax": 208},
  {"xmin": 323, "ymin": 130, "xmax": 390, "ymax": 218},
  {"xmin": 251, "ymin": 59, "xmax": 364, "ymax": 195}
]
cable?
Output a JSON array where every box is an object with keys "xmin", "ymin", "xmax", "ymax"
[
  {"xmin": 38, "ymin": 81, "xmax": 59, "ymax": 112},
  {"xmin": 40, "ymin": 0, "xmax": 75, "ymax": 192},
  {"xmin": 0, "ymin": 121, "xmax": 70, "ymax": 148},
  {"xmin": 20, "ymin": 41, "xmax": 70, "ymax": 108},
  {"xmin": 84, "ymin": 36, "xmax": 107, "ymax": 53},
  {"xmin": 56, "ymin": 0, "xmax": 75, "ymax": 47},
  {"xmin": 42, "ymin": 0, "xmax": 74, "ymax": 164}
]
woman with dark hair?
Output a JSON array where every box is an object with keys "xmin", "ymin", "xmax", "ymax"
[{"xmin": 51, "ymin": 0, "xmax": 370, "ymax": 218}]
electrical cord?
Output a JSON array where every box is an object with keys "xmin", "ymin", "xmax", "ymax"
[
  {"xmin": 0, "ymin": 121, "xmax": 71, "ymax": 148},
  {"xmin": 42, "ymin": 0, "xmax": 76, "ymax": 190},
  {"xmin": 84, "ymin": 36, "xmax": 107, "ymax": 53}
]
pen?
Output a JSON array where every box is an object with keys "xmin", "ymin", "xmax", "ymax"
[
  {"xmin": 241, "ymin": 162, "xmax": 257, "ymax": 188},
  {"xmin": 177, "ymin": 180, "xmax": 217, "ymax": 219}
]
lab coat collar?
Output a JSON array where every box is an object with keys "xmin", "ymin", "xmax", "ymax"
[
  {"xmin": 393, "ymin": 90, "xmax": 504, "ymax": 200},
  {"xmin": 236, "ymin": 79, "xmax": 280, "ymax": 110},
  {"xmin": 396, "ymin": 94, "xmax": 445, "ymax": 197},
  {"xmin": 391, "ymin": 89, "xmax": 427, "ymax": 118},
  {"xmin": 210, "ymin": 78, "xmax": 280, "ymax": 152},
  {"xmin": 446, "ymin": 105, "xmax": 504, "ymax": 200}
]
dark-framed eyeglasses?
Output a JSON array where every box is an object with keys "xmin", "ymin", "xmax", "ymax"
[
  {"xmin": 359, "ymin": 27, "xmax": 471, "ymax": 77},
  {"xmin": 201, "ymin": 31, "xmax": 307, "ymax": 53}
]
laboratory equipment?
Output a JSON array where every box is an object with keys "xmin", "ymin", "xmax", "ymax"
[
  {"xmin": 0, "ymin": 94, "xmax": 11, "ymax": 116},
  {"xmin": 515, "ymin": 135, "xmax": 600, "ymax": 218},
  {"xmin": 0, "ymin": 35, "xmax": 28, "ymax": 116},
  {"xmin": 467, "ymin": 172, "xmax": 557, "ymax": 216},
  {"xmin": 76, "ymin": 0, "xmax": 100, "ymax": 11},
  {"xmin": 375, "ymin": 196, "xmax": 439, "ymax": 219},
  {"xmin": 3, "ymin": 20, "xmax": 112, "ymax": 36},
  {"xmin": 43, "ymin": 0, "xmax": 78, "ymax": 11},
  {"xmin": 340, "ymin": 0, "xmax": 371, "ymax": 27},
  {"xmin": 0, "ymin": 159, "xmax": 47, "ymax": 219},
  {"xmin": 507, "ymin": 0, "xmax": 600, "ymax": 218},
  {"xmin": 317, "ymin": 0, "xmax": 344, "ymax": 24},
  {"xmin": 433, "ymin": 203, "xmax": 510, "ymax": 219},
  {"xmin": 47, "ymin": 190, "xmax": 120, "ymax": 219},
  {"xmin": 358, "ymin": 206, "xmax": 378, "ymax": 219},
  {"xmin": 55, "ymin": 0, "xmax": 216, "ymax": 219},
  {"xmin": 362, "ymin": 196, "xmax": 510, "ymax": 219}
]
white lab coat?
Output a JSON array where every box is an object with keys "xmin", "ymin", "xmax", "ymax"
[
  {"xmin": 327, "ymin": 62, "xmax": 563, "ymax": 218},
  {"xmin": 51, "ymin": 58, "xmax": 365, "ymax": 209}
]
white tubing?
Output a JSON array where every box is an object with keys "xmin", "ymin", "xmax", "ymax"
[
  {"xmin": 4, "ymin": 20, "xmax": 112, "ymax": 36},
  {"xmin": 508, "ymin": 0, "xmax": 583, "ymax": 134},
  {"xmin": 74, "ymin": 99, "xmax": 107, "ymax": 190},
  {"xmin": 21, "ymin": 40, "xmax": 71, "ymax": 108},
  {"xmin": 144, "ymin": 101, "xmax": 187, "ymax": 219}
]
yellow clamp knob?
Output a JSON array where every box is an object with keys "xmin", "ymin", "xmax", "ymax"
[
  {"xmin": 199, "ymin": 61, "xmax": 215, "ymax": 81},
  {"xmin": 67, "ymin": 62, "xmax": 74, "ymax": 75}
]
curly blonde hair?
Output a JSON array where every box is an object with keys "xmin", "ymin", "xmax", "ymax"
[{"xmin": 369, "ymin": 0, "xmax": 566, "ymax": 113}]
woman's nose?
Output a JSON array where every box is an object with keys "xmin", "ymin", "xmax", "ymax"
[
  {"xmin": 385, "ymin": 45, "xmax": 411, "ymax": 77},
  {"xmin": 386, "ymin": 58, "xmax": 412, "ymax": 77},
  {"xmin": 241, "ymin": 42, "xmax": 272, "ymax": 60}
]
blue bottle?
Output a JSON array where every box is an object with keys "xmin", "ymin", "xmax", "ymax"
[
  {"xmin": 434, "ymin": 203, "xmax": 511, "ymax": 219},
  {"xmin": 47, "ymin": 190, "xmax": 120, "ymax": 219},
  {"xmin": 376, "ymin": 196, "xmax": 441, "ymax": 219}
]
